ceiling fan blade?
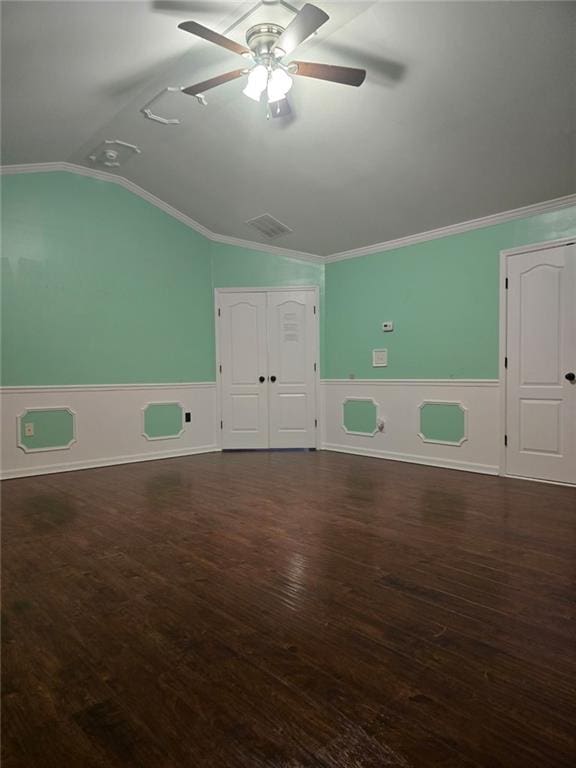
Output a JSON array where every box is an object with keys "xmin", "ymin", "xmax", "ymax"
[
  {"xmin": 178, "ymin": 20, "xmax": 251, "ymax": 57},
  {"xmin": 292, "ymin": 61, "xmax": 366, "ymax": 87},
  {"xmin": 269, "ymin": 98, "xmax": 292, "ymax": 119},
  {"xmin": 182, "ymin": 68, "xmax": 246, "ymax": 96},
  {"xmin": 321, "ymin": 40, "xmax": 405, "ymax": 83},
  {"xmin": 273, "ymin": 4, "xmax": 329, "ymax": 57}
]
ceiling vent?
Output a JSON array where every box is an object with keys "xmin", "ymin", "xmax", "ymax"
[{"xmin": 245, "ymin": 213, "xmax": 293, "ymax": 239}]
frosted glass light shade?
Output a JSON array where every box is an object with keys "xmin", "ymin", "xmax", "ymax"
[
  {"xmin": 243, "ymin": 65, "xmax": 269, "ymax": 102},
  {"xmin": 267, "ymin": 68, "xmax": 293, "ymax": 103}
]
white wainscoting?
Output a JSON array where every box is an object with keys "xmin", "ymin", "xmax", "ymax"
[
  {"xmin": 321, "ymin": 379, "xmax": 500, "ymax": 475},
  {"xmin": 1, "ymin": 383, "xmax": 219, "ymax": 479}
]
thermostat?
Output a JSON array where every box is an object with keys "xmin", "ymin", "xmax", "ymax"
[
  {"xmin": 372, "ymin": 349, "xmax": 388, "ymax": 367},
  {"xmin": 382, "ymin": 321, "xmax": 394, "ymax": 332}
]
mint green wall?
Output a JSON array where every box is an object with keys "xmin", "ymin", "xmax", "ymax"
[
  {"xmin": 3, "ymin": 172, "xmax": 574, "ymax": 388},
  {"xmin": 1, "ymin": 173, "xmax": 213, "ymax": 385},
  {"xmin": 420, "ymin": 403, "xmax": 466, "ymax": 444},
  {"xmin": 1, "ymin": 172, "xmax": 320, "ymax": 386},
  {"xmin": 210, "ymin": 242, "xmax": 322, "ymax": 289},
  {"xmin": 343, "ymin": 399, "xmax": 378, "ymax": 434},
  {"xmin": 325, "ymin": 207, "xmax": 576, "ymax": 380},
  {"xmin": 19, "ymin": 408, "xmax": 75, "ymax": 450},
  {"xmin": 143, "ymin": 403, "xmax": 184, "ymax": 439}
]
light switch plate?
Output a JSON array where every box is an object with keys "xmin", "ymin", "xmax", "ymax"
[
  {"xmin": 372, "ymin": 349, "xmax": 388, "ymax": 367},
  {"xmin": 382, "ymin": 321, "xmax": 394, "ymax": 332}
]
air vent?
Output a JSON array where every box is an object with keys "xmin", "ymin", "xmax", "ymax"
[{"xmin": 245, "ymin": 213, "xmax": 293, "ymax": 239}]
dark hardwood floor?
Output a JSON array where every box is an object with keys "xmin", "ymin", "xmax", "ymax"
[{"xmin": 2, "ymin": 451, "xmax": 576, "ymax": 767}]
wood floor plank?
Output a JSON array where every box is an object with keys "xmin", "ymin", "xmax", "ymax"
[{"xmin": 2, "ymin": 451, "xmax": 576, "ymax": 767}]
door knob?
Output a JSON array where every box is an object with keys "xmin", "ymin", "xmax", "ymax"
[
  {"xmin": 259, "ymin": 376, "xmax": 265, "ymax": 383},
  {"xmin": 270, "ymin": 375, "xmax": 277, "ymax": 383},
  {"xmin": 565, "ymin": 372, "xmax": 575, "ymax": 382}
]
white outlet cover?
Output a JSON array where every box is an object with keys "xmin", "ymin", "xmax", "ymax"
[
  {"xmin": 382, "ymin": 321, "xmax": 394, "ymax": 332},
  {"xmin": 372, "ymin": 349, "xmax": 388, "ymax": 367},
  {"xmin": 24, "ymin": 422, "xmax": 34, "ymax": 436}
]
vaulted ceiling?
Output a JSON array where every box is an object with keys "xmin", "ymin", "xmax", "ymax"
[{"xmin": 2, "ymin": 0, "xmax": 575, "ymax": 256}]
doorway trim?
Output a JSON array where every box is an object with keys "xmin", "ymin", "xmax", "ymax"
[
  {"xmin": 498, "ymin": 236, "xmax": 576, "ymax": 482},
  {"xmin": 214, "ymin": 285, "xmax": 321, "ymax": 451}
]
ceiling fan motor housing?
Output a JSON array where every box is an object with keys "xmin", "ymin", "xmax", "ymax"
[{"xmin": 246, "ymin": 23, "xmax": 285, "ymax": 60}]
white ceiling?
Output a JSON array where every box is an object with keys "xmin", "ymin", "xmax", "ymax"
[{"xmin": 2, "ymin": 0, "xmax": 575, "ymax": 256}]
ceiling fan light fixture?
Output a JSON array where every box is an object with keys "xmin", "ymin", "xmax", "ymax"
[
  {"xmin": 180, "ymin": 4, "xmax": 367, "ymax": 116},
  {"xmin": 243, "ymin": 64, "xmax": 268, "ymax": 102},
  {"xmin": 267, "ymin": 67, "xmax": 293, "ymax": 103}
]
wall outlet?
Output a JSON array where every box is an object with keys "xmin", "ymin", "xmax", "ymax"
[
  {"xmin": 24, "ymin": 422, "xmax": 34, "ymax": 437},
  {"xmin": 382, "ymin": 321, "xmax": 394, "ymax": 332}
]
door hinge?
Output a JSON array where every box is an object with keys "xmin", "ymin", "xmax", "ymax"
[
  {"xmin": 219, "ymin": 364, "xmax": 222, "ymax": 374},
  {"xmin": 504, "ymin": 434, "xmax": 508, "ymax": 446},
  {"xmin": 220, "ymin": 420, "xmax": 223, "ymax": 430},
  {"xmin": 504, "ymin": 356, "xmax": 508, "ymax": 369},
  {"xmin": 505, "ymin": 278, "xmax": 508, "ymax": 289},
  {"xmin": 218, "ymin": 308, "xmax": 221, "ymax": 317},
  {"xmin": 314, "ymin": 362, "xmax": 317, "ymax": 372},
  {"xmin": 315, "ymin": 418, "xmax": 318, "ymax": 428},
  {"xmin": 313, "ymin": 305, "xmax": 316, "ymax": 315}
]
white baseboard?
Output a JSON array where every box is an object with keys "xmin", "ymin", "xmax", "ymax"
[
  {"xmin": 502, "ymin": 473, "xmax": 575, "ymax": 488},
  {"xmin": 0, "ymin": 444, "xmax": 220, "ymax": 480},
  {"xmin": 321, "ymin": 443, "xmax": 499, "ymax": 476}
]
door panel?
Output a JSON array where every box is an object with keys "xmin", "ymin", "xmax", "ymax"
[
  {"xmin": 277, "ymin": 393, "xmax": 308, "ymax": 430},
  {"xmin": 219, "ymin": 293, "xmax": 268, "ymax": 449},
  {"xmin": 267, "ymin": 292, "xmax": 317, "ymax": 448},
  {"xmin": 519, "ymin": 265, "xmax": 562, "ymax": 385},
  {"xmin": 519, "ymin": 399, "xmax": 561, "ymax": 454},
  {"xmin": 506, "ymin": 244, "xmax": 576, "ymax": 483}
]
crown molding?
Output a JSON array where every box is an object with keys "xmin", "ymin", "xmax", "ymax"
[
  {"xmin": 2, "ymin": 162, "xmax": 574, "ymax": 265},
  {"xmin": 0, "ymin": 162, "xmax": 323, "ymax": 265},
  {"xmin": 324, "ymin": 194, "xmax": 576, "ymax": 263}
]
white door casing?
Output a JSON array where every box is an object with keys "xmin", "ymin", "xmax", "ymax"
[
  {"xmin": 219, "ymin": 292, "xmax": 269, "ymax": 449},
  {"xmin": 267, "ymin": 291, "xmax": 317, "ymax": 448},
  {"xmin": 216, "ymin": 287, "xmax": 319, "ymax": 450},
  {"xmin": 504, "ymin": 242, "xmax": 576, "ymax": 484}
]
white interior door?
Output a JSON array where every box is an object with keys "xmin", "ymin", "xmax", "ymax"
[
  {"xmin": 505, "ymin": 243, "xmax": 576, "ymax": 484},
  {"xmin": 267, "ymin": 290, "xmax": 317, "ymax": 448},
  {"xmin": 217, "ymin": 289, "xmax": 318, "ymax": 450},
  {"xmin": 219, "ymin": 292, "xmax": 269, "ymax": 449}
]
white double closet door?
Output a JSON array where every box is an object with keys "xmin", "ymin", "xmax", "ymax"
[
  {"xmin": 505, "ymin": 242, "xmax": 576, "ymax": 484},
  {"xmin": 217, "ymin": 289, "xmax": 318, "ymax": 449}
]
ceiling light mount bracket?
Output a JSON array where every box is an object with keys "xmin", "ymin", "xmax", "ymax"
[{"xmin": 141, "ymin": 87, "xmax": 187, "ymax": 125}]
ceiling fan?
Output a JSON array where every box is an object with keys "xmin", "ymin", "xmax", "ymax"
[{"xmin": 178, "ymin": 3, "xmax": 366, "ymax": 118}]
